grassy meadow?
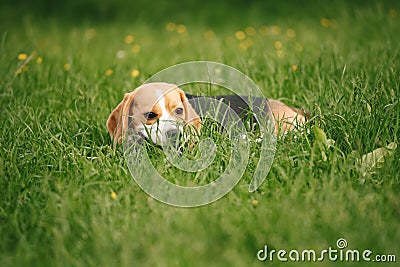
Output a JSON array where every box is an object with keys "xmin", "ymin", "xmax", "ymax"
[{"xmin": 1, "ymin": 0, "xmax": 399, "ymax": 266}]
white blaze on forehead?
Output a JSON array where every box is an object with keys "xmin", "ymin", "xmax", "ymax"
[
  {"xmin": 139, "ymin": 89, "xmax": 180, "ymax": 146},
  {"xmin": 156, "ymin": 90, "xmax": 169, "ymax": 120}
]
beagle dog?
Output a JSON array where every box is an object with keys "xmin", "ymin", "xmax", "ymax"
[{"xmin": 107, "ymin": 82, "xmax": 307, "ymax": 147}]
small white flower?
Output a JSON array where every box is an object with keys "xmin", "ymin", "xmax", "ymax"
[{"xmin": 116, "ymin": 50, "xmax": 126, "ymax": 59}]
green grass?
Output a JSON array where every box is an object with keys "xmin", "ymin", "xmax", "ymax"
[{"xmin": 1, "ymin": 0, "xmax": 400, "ymax": 266}]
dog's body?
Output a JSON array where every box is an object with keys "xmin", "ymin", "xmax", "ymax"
[{"xmin": 107, "ymin": 82, "xmax": 307, "ymax": 147}]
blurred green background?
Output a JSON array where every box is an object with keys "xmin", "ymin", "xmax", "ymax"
[
  {"xmin": 0, "ymin": 0, "xmax": 349, "ymax": 24},
  {"xmin": 2, "ymin": 0, "xmax": 396, "ymax": 26}
]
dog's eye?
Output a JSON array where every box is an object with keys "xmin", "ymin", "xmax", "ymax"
[
  {"xmin": 175, "ymin": 108, "xmax": 183, "ymax": 115},
  {"xmin": 144, "ymin": 112, "xmax": 158, "ymax": 119}
]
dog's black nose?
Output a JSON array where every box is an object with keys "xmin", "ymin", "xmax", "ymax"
[
  {"xmin": 165, "ymin": 129, "xmax": 180, "ymax": 148},
  {"xmin": 165, "ymin": 129, "xmax": 179, "ymax": 139},
  {"xmin": 164, "ymin": 129, "xmax": 182, "ymax": 154}
]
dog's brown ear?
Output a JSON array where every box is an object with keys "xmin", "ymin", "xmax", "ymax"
[
  {"xmin": 289, "ymin": 106, "xmax": 311, "ymax": 121},
  {"xmin": 178, "ymin": 89, "xmax": 201, "ymax": 131},
  {"xmin": 107, "ymin": 92, "xmax": 135, "ymax": 147}
]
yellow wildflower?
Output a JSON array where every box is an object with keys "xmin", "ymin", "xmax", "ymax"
[
  {"xmin": 235, "ymin": 31, "xmax": 246, "ymax": 40},
  {"xmin": 176, "ymin": 24, "xmax": 186, "ymax": 34},
  {"xmin": 286, "ymin": 28, "xmax": 296, "ymax": 38},
  {"xmin": 244, "ymin": 39, "xmax": 253, "ymax": 47},
  {"xmin": 131, "ymin": 69, "xmax": 140, "ymax": 78},
  {"xmin": 64, "ymin": 63, "xmax": 71, "ymax": 71},
  {"xmin": 295, "ymin": 43, "xmax": 303, "ymax": 52},
  {"xmin": 239, "ymin": 42, "xmax": 248, "ymax": 50},
  {"xmin": 18, "ymin": 53, "xmax": 28, "ymax": 60},
  {"xmin": 111, "ymin": 191, "xmax": 117, "ymax": 199},
  {"xmin": 204, "ymin": 30, "xmax": 215, "ymax": 40},
  {"xmin": 274, "ymin": 41, "xmax": 282, "ymax": 49},
  {"xmin": 166, "ymin": 22, "xmax": 176, "ymax": 32},
  {"xmin": 105, "ymin": 69, "xmax": 113, "ymax": 76},
  {"xmin": 292, "ymin": 65, "xmax": 298, "ymax": 72},
  {"xmin": 124, "ymin": 35, "xmax": 134, "ymax": 44},
  {"xmin": 36, "ymin": 57, "xmax": 43, "ymax": 64},
  {"xmin": 276, "ymin": 50, "xmax": 284, "ymax": 58},
  {"xmin": 245, "ymin": 26, "xmax": 256, "ymax": 36},
  {"xmin": 252, "ymin": 200, "xmax": 258, "ymax": 207},
  {"xmin": 270, "ymin": 25, "xmax": 281, "ymax": 35},
  {"xmin": 132, "ymin": 44, "xmax": 141, "ymax": 53},
  {"xmin": 320, "ymin": 18, "xmax": 330, "ymax": 27}
]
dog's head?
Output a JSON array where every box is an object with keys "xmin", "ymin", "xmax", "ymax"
[{"xmin": 107, "ymin": 82, "xmax": 201, "ymax": 147}]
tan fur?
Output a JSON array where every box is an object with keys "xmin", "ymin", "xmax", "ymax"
[{"xmin": 268, "ymin": 99, "xmax": 306, "ymax": 133}]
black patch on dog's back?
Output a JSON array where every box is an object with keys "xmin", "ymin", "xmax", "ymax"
[{"xmin": 185, "ymin": 94, "xmax": 270, "ymax": 126}]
